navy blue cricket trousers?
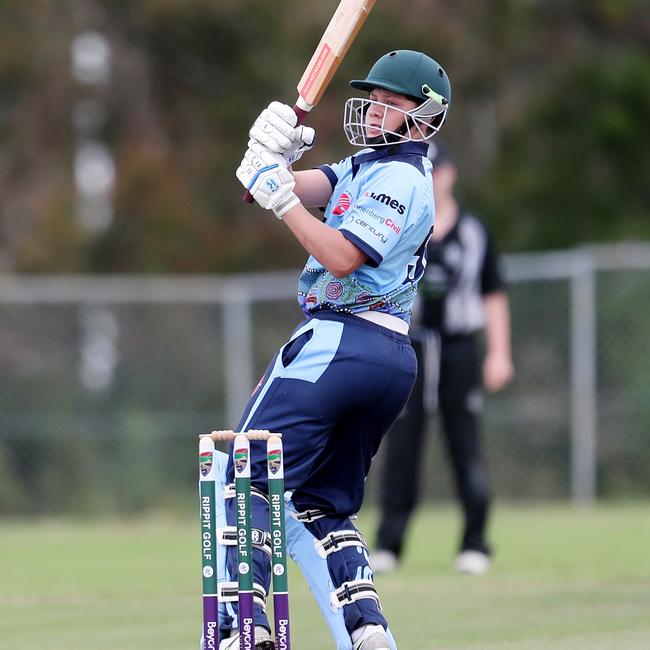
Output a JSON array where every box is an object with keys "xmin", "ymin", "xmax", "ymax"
[{"xmin": 223, "ymin": 310, "xmax": 416, "ymax": 636}]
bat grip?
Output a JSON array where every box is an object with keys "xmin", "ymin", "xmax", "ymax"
[
  {"xmin": 292, "ymin": 104, "xmax": 309, "ymax": 126},
  {"xmin": 242, "ymin": 103, "xmax": 311, "ymax": 203}
]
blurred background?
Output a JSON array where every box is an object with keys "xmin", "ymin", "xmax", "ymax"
[{"xmin": 1, "ymin": 0, "xmax": 649, "ymax": 515}]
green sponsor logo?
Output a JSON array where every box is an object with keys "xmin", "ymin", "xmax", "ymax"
[
  {"xmin": 268, "ymin": 448, "xmax": 282, "ymax": 475},
  {"xmin": 199, "ymin": 451, "xmax": 213, "ymax": 477},
  {"xmin": 234, "ymin": 448, "xmax": 248, "ymax": 473}
]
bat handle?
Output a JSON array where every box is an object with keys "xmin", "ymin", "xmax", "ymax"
[
  {"xmin": 242, "ymin": 103, "xmax": 312, "ymax": 203},
  {"xmin": 292, "ymin": 104, "xmax": 309, "ymax": 126}
]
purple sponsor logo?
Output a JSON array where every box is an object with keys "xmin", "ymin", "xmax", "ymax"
[
  {"xmin": 241, "ymin": 617, "xmax": 253, "ymax": 649},
  {"xmin": 355, "ymin": 292, "xmax": 372, "ymax": 304},
  {"xmin": 205, "ymin": 621, "xmax": 217, "ymax": 649},
  {"xmin": 276, "ymin": 619, "xmax": 290, "ymax": 649}
]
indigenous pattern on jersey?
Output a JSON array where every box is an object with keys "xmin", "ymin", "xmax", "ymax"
[
  {"xmin": 419, "ymin": 211, "xmax": 505, "ymax": 335},
  {"xmin": 297, "ymin": 141, "xmax": 434, "ymax": 325}
]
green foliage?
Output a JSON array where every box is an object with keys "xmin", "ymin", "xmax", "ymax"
[
  {"xmin": 0, "ymin": 440, "xmax": 26, "ymax": 511},
  {"xmin": 472, "ymin": 49, "xmax": 650, "ymax": 251},
  {"xmin": 0, "ymin": 1, "xmax": 648, "ymax": 271}
]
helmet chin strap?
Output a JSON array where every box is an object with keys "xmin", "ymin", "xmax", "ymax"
[{"xmin": 366, "ymin": 117, "xmax": 414, "ymax": 148}]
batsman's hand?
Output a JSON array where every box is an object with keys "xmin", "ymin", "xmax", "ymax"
[
  {"xmin": 249, "ymin": 101, "xmax": 316, "ymax": 166},
  {"xmin": 236, "ymin": 142, "xmax": 301, "ymax": 219}
]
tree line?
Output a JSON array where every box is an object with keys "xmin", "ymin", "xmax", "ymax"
[{"xmin": 0, "ymin": 0, "xmax": 647, "ymax": 273}]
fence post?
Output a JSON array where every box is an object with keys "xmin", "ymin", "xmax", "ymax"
[
  {"xmin": 222, "ymin": 283, "xmax": 254, "ymax": 428},
  {"xmin": 569, "ymin": 251, "xmax": 597, "ymax": 504}
]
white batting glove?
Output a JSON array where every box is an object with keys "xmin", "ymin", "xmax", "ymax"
[
  {"xmin": 249, "ymin": 101, "xmax": 316, "ymax": 166},
  {"xmin": 236, "ymin": 142, "xmax": 301, "ymax": 219}
]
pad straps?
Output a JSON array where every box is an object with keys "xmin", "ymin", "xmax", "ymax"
[
  {"xmin": 330, "ymin": 580, "xmax": 381, "ymax": 611},
  {"xmin": 217, "ymin": 525, "xmax": 273, "ymax": 557},
  {"xmin": 314, "ymin": 529, "xmax": 367, "ymax": 558},
  {"xmin": 218, "ymin": 581, "xmax": 268, "ymax": 610}
]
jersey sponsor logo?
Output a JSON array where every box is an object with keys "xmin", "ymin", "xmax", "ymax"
[
  {"xmin": 355, "ymin": 204, "xmax": 401, "ymax": 235},
  {"xmin": 332, "ymin": 192, "xmax": 352, "ymax": 216},
  {"xmin": 364, "ymin": 191, "xmax": 406, "ymax": 215},
  {"xmin": 344, "ymin": 205, "xmax": 394, "ymax": 235},
  {"xmin": 354, "ymin": 218, "xmax": 388, "ymax": 245},
  {"xmin": 385, "ymin": 218, "xmax": 401, "ymax": 234}
]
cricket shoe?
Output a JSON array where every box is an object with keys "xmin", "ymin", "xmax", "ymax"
[
  {"xmin": 218, "ymin": 626, "xmax": 274, "ymax": 650},
  {"xmin": 352, "ymin": 624, "xmax": 391, "ymax": 650},
  {"xmin": 455, "ymin": 550, "xmax": 491, "ymax": 575}
]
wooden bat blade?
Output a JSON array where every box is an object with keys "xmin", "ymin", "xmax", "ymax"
[
  {"xmin": 297, "ymin": 0, "xmax": 376, "ymax": 109},
  {"xmin": 243, "ymin": 0, "xmax": 375, "ymax": 203}
]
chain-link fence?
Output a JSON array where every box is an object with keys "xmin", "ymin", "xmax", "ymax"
[{"xmin": 1, "ymin": 244, "xmax": 649, "ymax": 515}]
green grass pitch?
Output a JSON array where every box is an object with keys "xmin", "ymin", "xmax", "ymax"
[{"xmin": 3, "ymin": 503, "xmax": 649, "ymax": 649}]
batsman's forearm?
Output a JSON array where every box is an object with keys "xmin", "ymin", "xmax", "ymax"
[{"xmin": 282, "ymin": 204, "xmax": 366, "ymax": 278}]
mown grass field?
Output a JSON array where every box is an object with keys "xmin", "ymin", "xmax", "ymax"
[{"xmin": 2, "ymin": 503, "xmax": 649, "ymax": 649}]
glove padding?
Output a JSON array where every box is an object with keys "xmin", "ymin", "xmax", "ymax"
[
  {"xmin": 249, "ymin": 101, "xmax": 316, "ymax": 166},
  {"xmin": 236, "ymin": 142, "xmax": 301, "ymax": 219}
]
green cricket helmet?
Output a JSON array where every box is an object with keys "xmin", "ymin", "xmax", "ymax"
[{"xmin": 344, "ymin": 50, "xmax": 451, "ymax": 147}]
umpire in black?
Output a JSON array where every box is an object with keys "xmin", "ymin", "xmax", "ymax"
[{"xmin": 370, "ymin": 143, "xmax": 514, "ymax": 575}]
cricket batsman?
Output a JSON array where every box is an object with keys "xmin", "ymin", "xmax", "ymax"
[{"xmin": 219, "ymin": 50, "xmax": 452, "ymax": 650}]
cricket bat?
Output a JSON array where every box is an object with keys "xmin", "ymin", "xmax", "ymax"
[{"xmin": 244, "ymin": 0, "xmax": 376, "ymax": 202}]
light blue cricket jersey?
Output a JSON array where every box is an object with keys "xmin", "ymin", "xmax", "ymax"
[{"xmin": 297, "ymin": 140, "xmax": 434, "ymax": 324}]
